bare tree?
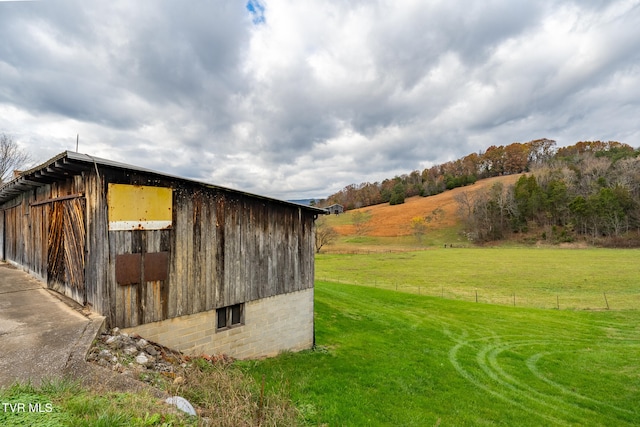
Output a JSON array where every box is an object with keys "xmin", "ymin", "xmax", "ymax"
[
  {"xmin": 410, "ymin": 217, "xmax": 428, "ymax": 243},
  {"xmin": 315, "ymin": 216, "xmax": 339, "ymax": 253},
  {"xmin": 351, "ymin": 210, "xmax": 372, "ymax": 236},
  {"xmin": 0, "ymin": 133, "xmax": 31, "ymax": 184},
  {"xmin": 454, "ymin": 191, "xmax": 474, "ymax": 222}
]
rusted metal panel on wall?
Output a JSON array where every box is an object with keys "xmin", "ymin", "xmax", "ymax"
[
  {"xmin": 110, "ymin": 227, "xmax": 171, "ymax": 328},
  {"xmin": 115, "ymin": 251, "xmax": 168, "ymax": 284},
  {"xmin": 144, "ymin": 251, "xmax": 169, "ymax": 281},
  {"xmin": 115, "ymin": 253, "xmax": 142, "ymax": 285},
  {"xmin": 107, "ymin": 183, "xmax": 173, "ymax": 231}
]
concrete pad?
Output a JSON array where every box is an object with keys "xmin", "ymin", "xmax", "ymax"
[{"xmin": 0, "ymin": 263, "xmax": 102, "ymax": 388}]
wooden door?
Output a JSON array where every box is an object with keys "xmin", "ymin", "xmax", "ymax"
[{"xmin": 47, "ymin": 198, "xmax": 86, "ymax": 303}]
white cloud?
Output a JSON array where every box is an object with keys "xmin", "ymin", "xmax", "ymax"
[{"xmin": 0, "ymin": 0, "xmax": 639, "ymax": 199}]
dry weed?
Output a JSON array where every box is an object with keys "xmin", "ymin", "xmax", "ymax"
[{"xmin": 173, "ymin": 359, "xmax": 299, "ymax": 427}]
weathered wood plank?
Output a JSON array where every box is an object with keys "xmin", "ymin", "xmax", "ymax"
[
  {"xmin": 1, "ymin": 166, "xmax": 318, "ymax": 330},
  {"xmin": 62, "ymin": 198, "xmax": 86, "ymax": 294},
  {"xmin": 86, "ymin": 173, "xmax": 112, "ymax": 323},
  {"xmin": 202, "ymin": 197, "xmax": 214, "ymax": 311},
  {"xmin": 215, "ymin": 195, "xmax": 226, "ymax": 308},
  {"xmin": 145, "ymin": 231, "xmax": 159, "ymax": 323}
]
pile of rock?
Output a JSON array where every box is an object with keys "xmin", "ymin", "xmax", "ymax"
[
  {"xmin": 87, "ymin": 327, "xmax": 236, "ymax": 390},
  {"xmin": 87, "ymin": 328, "xmax": 188, "ymax": 384}
]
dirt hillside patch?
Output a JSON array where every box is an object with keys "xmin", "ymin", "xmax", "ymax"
[{"xmin": 334, "ymin": 174, "xmax": 523, "ymax": 237}]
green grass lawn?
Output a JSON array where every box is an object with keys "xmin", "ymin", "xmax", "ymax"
[
  {"xmin": 243, "ymin": 281, "xmax": 640, "ymax": 426},
  {"xmin": 0, "ymin": 380, "xmax": 198, "ymax": 427},
  {"xmin": 316, "ymin": 248, "xmax": 640, "ymax": 309},
  {"xmin": 5, "ymin": 248, "xmax": 637, "ymax": 425}
]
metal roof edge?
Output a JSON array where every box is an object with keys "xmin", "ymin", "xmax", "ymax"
[{"xmin": 0, "ymin": 151, "xmax": 326, "ymax": 214}]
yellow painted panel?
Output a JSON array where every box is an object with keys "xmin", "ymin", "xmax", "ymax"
[{"xmin": 108, "ymin": 184, "xmax": 172, "ymax": 230}]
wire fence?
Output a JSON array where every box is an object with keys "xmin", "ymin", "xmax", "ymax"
[
  {"xmin": 320, "ymin": 249, "xmax": 419, "ymax": 255},
  {"xmin": 316, "ymin": 277, "xmax": 640, "ymax": 311}
]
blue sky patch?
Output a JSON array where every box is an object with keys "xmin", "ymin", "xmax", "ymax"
[{"xmin": 246, "ymin": 0, "xmax": 265, "ymax": 24}]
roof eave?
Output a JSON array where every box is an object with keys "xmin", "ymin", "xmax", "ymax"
[{"xmin": 0, "ymin": 151, "xmax": 327, "ymax": 214}]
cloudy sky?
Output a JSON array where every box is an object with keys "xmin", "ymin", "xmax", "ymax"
[{"xmin": 1, "ymin": 0, "xmax": 639, "ymax": 200}]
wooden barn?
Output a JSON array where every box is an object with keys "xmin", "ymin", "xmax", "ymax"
[
  {"xmin": 325, "ymin": 204, "xmax": 344, "ymax": 215},
  {"xmin": 0, "ymin": 151, "xmax": 323, "ymax": 358}
]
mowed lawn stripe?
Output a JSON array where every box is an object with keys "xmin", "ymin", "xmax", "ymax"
[{"xmin": 243, "ymin": 281, "xmax": 640, "ymax": 426}]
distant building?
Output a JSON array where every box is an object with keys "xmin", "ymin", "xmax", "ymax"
[
  {"xmin": 0, "ymin": 151, "xmax": 325, "ymax": 359},
  {"xmin": 325, "ymin": 204, "xmax": 344, "ymax": 215}
]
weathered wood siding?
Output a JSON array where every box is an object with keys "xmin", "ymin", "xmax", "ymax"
[
  {"xmin": 108, "ymin": 229, "xmax": 171, "ymax": 327},
  {"xmin": 105, "ymin": 178, "xmax": 316, "ymax": 328},
  {"xmin": 0, "ymin": 175, "xmax": 89, "ymax": 304},
  {"xmin": 1, "ymin": 165, "xmax": 316, "ymax": 330}
]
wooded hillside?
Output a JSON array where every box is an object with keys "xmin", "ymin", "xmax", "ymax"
[
  {"xmin": 458, "ymin": 146, "xmax": 640, "ymax": 244},
  {"xmin": 319, "ymin": 139, "xmax": 640, "ymax": 246},
  {"xmin": 319, "ymin": 138, "xmax": 558, "ymax": 209}
]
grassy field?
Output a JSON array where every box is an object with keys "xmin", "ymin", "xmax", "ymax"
[
  {"xmin": 326, "ymin": 174, "xmax": 523, "ymax": 239},
  {"xmin": 0, "ymin": 380, "xmax": 197, "ymax": 426},
  {"xmin": 316, "ymin": 248, "xmax": 640, "ymax": 310},
  {"xmin": 243, "ymin": 280, "xmax": 640, "ymax": 426},
  {"xmin": 0, "ymin": 358, "xmax": 297, "ymax": 426},
  {"xmin": 5, "ymin": 246, "xmax": 638, "ymax": 425}
]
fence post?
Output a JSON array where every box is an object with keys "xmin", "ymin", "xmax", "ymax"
[{"xmin": 603, "ymin": 292, "xmax": 609, "ymax": 310}]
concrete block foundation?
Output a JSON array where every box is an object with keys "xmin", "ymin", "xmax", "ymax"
[{"xmin": 124, "ymin": 288, "xmax": 314, "ymax": 359}]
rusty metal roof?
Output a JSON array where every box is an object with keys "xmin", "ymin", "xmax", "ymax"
[{"xmin": 0, "ymin": 151, "xmax": 326, "ymax": 213}]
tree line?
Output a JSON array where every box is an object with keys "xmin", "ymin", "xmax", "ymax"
[
  {"xmin": 456, "ymin": 141, "xmax": 640, "ymax": 244},
  {"xmin": 318, "ymin": 138, "xmax": 558, "ymax": 209}
]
